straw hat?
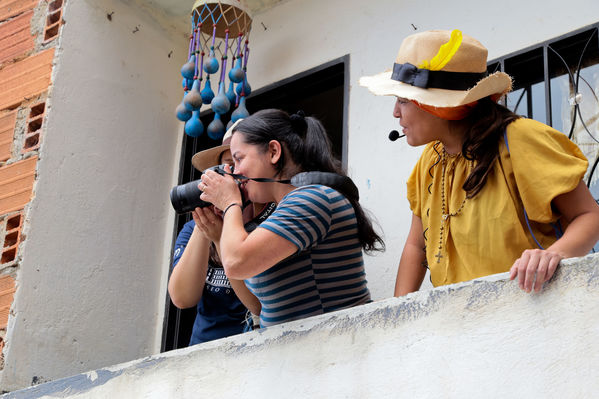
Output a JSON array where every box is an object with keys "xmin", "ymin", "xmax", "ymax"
[
  {"xmin": 191, "ymin": 119, "xmax": 243, "ymax": 171},
  {"xmin": 359, "ymin": 30, "xmax": 512, "ymax": 107}
]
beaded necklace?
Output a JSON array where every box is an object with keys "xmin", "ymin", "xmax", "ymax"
[{"xmin": 434, "ymin": 147, "xmax": 473, "ymax": 264}]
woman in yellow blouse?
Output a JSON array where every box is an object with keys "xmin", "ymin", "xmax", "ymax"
[{"xmin": 360, "ymin": 29, "xmax": 599, "ymax": 295}]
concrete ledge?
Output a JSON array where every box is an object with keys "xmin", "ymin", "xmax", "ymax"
[{"xmin": 5, "ymin": 253, "xmax": 599, "ymax": 398}]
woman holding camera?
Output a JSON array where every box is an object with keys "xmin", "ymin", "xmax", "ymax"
[{"xmin": 195, "ymin": 109, "xmax": 384, "ymax": 327}]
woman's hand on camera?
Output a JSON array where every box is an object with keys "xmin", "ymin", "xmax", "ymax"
[
  {"xmin": 509, "ymin": 249, "xmax": 563, "ymax": 293},
  {"xmin": 192, "ymin": 206, "xmax": 223, "ymax": 243},
  {"xmin": 199, "ymin": 165, "xmax": 242, "ymax": 211}
]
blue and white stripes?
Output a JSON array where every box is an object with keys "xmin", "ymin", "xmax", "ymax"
[{"xmin": 247, "ymin": 185, "xmax": 370, "ymax": 327}]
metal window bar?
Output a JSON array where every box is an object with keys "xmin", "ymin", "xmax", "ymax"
[{"xmin": 543, "ymin": 44, "xmax": 552, "ymax": 126}]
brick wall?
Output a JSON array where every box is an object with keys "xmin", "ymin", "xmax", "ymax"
[{"xmin": 0, "ymin": 0, "xmax": 64, "ymax": 369}]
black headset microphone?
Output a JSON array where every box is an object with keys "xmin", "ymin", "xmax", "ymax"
[{"xmin": 388, "ymin": 130, "xmax": 405, "ymax": 141}]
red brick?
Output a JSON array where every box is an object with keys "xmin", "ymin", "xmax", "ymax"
[
  {"xmin": 5, "ymin": 212, "xmax": 20, "ymax": 230},
  {"xmin": 22, "ymin": 131, "xmax": 40, "ymax": 153},
  {"xmin": 0, "ymin": 10, "xmax": 34, "ymax": 65},
  {"xmin": 0, "ymin": 0, "xmax": 37, "ymax": 23},
  {"xmin": 0, "ymin": 48, "xmax": 54, "ymax": 111},
  {"xmin": 43, "ymin": 7, "xmax": 61, "ymax": 43},
  {"xmin": 0, "ymin": 156, "xmax": 37, "ymax": 215},
  {"xmin": 0, "ymin": 111, "xmax": 16, "ymax": 162},
  {"xmin": 1, "ymin": 214, "xmax": 20, "ymax": 265},
  {"xmin": 0, "ymin": 275, "xmax": 15, "ymax": 329}
]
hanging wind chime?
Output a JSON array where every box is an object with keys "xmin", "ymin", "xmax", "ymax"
[{"xmin": 175, "ymin": 0, "xmax": 252, "ymax": 139}]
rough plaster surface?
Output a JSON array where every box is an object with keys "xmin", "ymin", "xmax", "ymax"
[
  {"xmin": 1, "ymin": 0, "xmax": 187, "ymax": 391},
  {"xmin": 5, "ymin": 254, "xmax": 599, "ymax": 398}
]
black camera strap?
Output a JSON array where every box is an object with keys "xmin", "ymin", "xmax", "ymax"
[
  {"xmin": 243, "ymin": 201, "xmax": 277, "ymax": 233},
  {"xmin": 221, "ymin": 170, "xmax": 360, "ymax": 201},
  {"xmin": 222, "ymin": 171, "xmax": 291, "ymax": 184}
]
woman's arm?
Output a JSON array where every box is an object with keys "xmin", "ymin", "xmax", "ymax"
[
  {"xmin": 196, "ymin": 167, "xmax": 301, "ymax": 279},
  {"xmin": 394, "ymin": 213, "xmax": 428, "ymax": 296},
  {"xmin": 196, "ymin": 205, "xmax": 297, "ymax": 279},
  {"xmin": 192, "ymin": 206, "xmax": 264, "ymax": 313},
  {"xmin": 193, "ymin": 207, "xmax": 262, "ymax": 315},
  {"xmin": 510, "ymin": 180, "xmax": 599, "ymax": 292},
  {"xmin": 168, "ymin": 223, "xmax": 210, "ymax": 309}
]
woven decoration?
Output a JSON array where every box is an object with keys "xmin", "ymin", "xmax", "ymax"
[{"xmin": 176, "ymin": 0, "xmax": 252, "ymax": 139}]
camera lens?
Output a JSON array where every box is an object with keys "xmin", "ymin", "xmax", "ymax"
[{"xmin": 169, "ymin": 179, "xmax": 212, "ymax": 214}]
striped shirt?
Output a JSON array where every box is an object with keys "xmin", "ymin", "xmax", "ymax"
[{"xmin": 246, "ymin": 184, "xmax": 371, "ymax": 327}]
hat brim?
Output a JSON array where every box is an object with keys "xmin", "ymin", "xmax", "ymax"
[
  {"xmin": 191, "ymin": 118, "xmax": 244, "ymax": 171},
  {"xmin": 191, "ymin": 143, "xmax": 230, "ymax": 172},
  {"xmin": 359, "ymin": 70, "xmax": 512, "ymax": 107}
]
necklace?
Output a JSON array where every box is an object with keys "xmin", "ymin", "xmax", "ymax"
[{"xmin": 435, "ymin": 147, "xmax": 472, "ymax": 263}]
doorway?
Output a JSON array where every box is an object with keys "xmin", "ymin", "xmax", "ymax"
[{"xmin": 161, "ymin": 56, "xmax": 349, "ymax": 351}]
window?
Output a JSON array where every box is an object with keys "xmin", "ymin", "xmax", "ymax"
[{"xmin": 489, "ymin": 23, "xmax": 599, "ymax": 251}]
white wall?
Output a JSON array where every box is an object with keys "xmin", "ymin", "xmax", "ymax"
[
  {"xmin": 246, "ymin": 0, "xmax": 599, "ymax": 299},
  {"xmin": 8, "ymin": 254, "xmax": 599, "ymax": 398},
  {"xmin": 1, "ymin": 0, "xmax": 188, "ymax": 391}
]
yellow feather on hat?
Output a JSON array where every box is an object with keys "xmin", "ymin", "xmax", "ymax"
[{"xmin": 418, "ymin": 29, "xmax": 463, "ymax": 71}]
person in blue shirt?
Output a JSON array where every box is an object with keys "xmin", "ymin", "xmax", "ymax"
[
  {"xmin": 168, "ymin": 123, "xmax": 268, "ymax": 345},
  {"xmin": 170, "ymin": 219, "xmax": 249, "ymax": 344}
]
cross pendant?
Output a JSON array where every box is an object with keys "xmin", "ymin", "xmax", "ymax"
[{"xmin": 435, "ymin": 251, "xmax": 443, "ymax": 263}]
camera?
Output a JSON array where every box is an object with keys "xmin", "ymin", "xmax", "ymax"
[{"xmin": 170, "ymin": 165, "xmax": 229, "ymax": 214}]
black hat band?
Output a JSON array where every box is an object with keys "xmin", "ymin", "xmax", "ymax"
[{"xmin": 391, "ymin": 62, "xmax": 488, "ymax": 91}]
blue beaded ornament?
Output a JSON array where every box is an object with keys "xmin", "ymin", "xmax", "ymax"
[
  {"xmin": 177, "ymin": 2, "xmax": 253, "ymax": 129},
  {"xmin": 184, "ymin": 111, "xmax": 204, "ymax": 137},
  {"xmin": 207, "ymin": 113, "xmax": 225, "ymax": 140},
  {"xmin": 183, "ymin": 79, "xmax": 203, "ymax": 111},
  {"xmin": 211, "ymin": 83, "xmax": 231, "ymax": 115}
]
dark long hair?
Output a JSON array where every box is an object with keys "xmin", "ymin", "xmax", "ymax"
[
  {"xmin": 234, "ymin": 109, "xmax": 384, "ymax": 253},
  {"xmin": 458, "ymin": 97, "xmax": 521, "ymax": 198}
]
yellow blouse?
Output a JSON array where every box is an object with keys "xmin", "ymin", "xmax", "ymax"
[{"xmin": 407, "ymin": 118, "xmax": 588, "ymax": 287}]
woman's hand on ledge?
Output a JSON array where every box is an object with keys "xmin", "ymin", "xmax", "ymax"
[{"xmin": 509, "ymin": 249, "xmax": 563, "ymax": 293}]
